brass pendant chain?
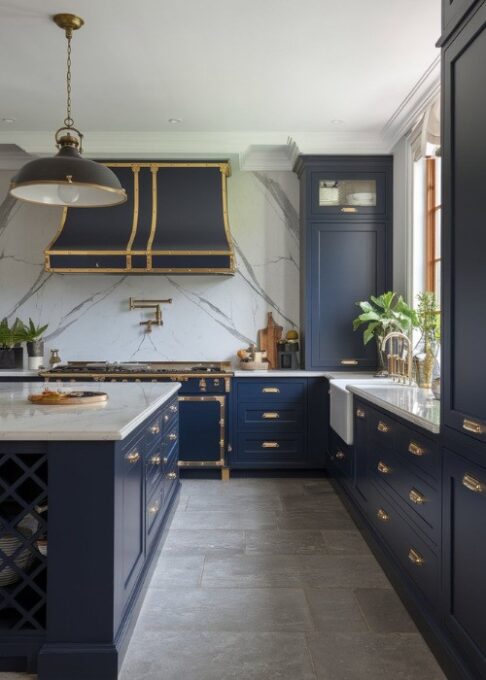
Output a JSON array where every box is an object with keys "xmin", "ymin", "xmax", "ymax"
[{"xmin": 64, "ymin": 29, "xmax": 74, "ymax": 129}]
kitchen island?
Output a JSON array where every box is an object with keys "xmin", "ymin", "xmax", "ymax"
[{"xmin": 0, "ymin": 382, "xmax": 181, "ymax": 679}]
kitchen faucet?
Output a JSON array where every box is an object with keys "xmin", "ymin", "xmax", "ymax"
[{"xmin": 381, "ymin": 331, "xmax": 414, "ymax": 385}]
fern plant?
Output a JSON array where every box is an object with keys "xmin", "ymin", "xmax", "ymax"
[{"xmin": 0, "ymin": 318, "xmax": 25, "ymax": 349}]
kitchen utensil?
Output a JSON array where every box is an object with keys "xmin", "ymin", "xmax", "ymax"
[
  {"xmin": 258, "ymin": 313, "xmax": 283, "ymax": 369},
  {"xmin": 28, "ymin": 390, "xmax": 108, "ymax": 405}
]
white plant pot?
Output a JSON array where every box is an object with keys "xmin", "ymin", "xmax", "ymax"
[{"xmin": 28, "ymin": 356, "xmax": 44, "ymax": 370}]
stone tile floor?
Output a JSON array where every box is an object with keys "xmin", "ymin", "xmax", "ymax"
[{"xmin": 1, "ymin": 477, "xmax": 447, "ymax": 680}]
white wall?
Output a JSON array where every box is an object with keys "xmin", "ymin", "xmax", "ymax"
[
  {"xmin": 0, "ymin": 169, "xmax": 299, "ymax": 366},
  {"xmin": 392, "ymin": 135, "xmax": 413, "ymax": 299}
]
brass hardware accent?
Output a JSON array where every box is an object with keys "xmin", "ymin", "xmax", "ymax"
[
  {"xmin": 377, "ymin": 461, "xmax": 392, "ymax": 474},
  {"xmin": 463, "ymin": 419, "xmax": 484, "ymax": 434},
  {"xmin": 262, "ymin": 442, "xmax": 279, "ymax": 448},
  {"xmin": 169, "ymin": 404, "xmax": 178, "ymax": 413},
  {"xmin": 408, "ymin": 548, "xmax": 424, "ymax": 566},
  {"xmin": 53, "ymin": 13, "xmax": 85, "ymax": 32},
  {"xmin": 462, "ymin": 474, "xmax": 485, "ymax": 494},
  {"xmin": 150, "ymin": 454, "xmax": 162, "ymax": 466},
  {"xmin": 168, "ymin": 432, "xmax": 177, "ymax": 441},
  {"xmin": 149, "ymin": 424, "xmax": 160, "ymax": 435},
  {"xmin": 356, "ymin": 408, "xmax": 366, "ymax": 419},
  {"xmin": 214, "ymin": 378, "xmax": 220, "ymax": 386},
  {"xmin": 126, "ymin": 450, "xmax": 140, "ymax": 464},
  {"xmin": 377, "ymin": 508, "xmax": 390, "ymax": 522},
  {"xmin": 335, "ymin": 451, "xmax": 346, "ymax": 460},
  {"xmin": 408, "ymin": 441, "xmax": 425, "ymax": 456},
  {"xmin": 409, "ymin": 488, "xmax": 426, "ymax": 505},
  {"xmin": 262, "ymin": 412, "xmax": 280, "ymax": 419},
  {"xmin": 164, "ymin": 414, "xmax": 169, "ymax": 422},
  {"xmin": 129, "ymin": 297, "xmax": 172, "ymax": 332},
  {"xmin": 166, "ymin": 472, "xmax": 177, "ymax": 480},
  {"xmin": 148, "ymin": 501, "xmax": 160, "ymax": 515},
  {"xmin": 126, "ymin": 166, "xmax": 140, "ymax": 267},
  {"xmin": 225, "ymin": 377, "xmax": 231, "ymax": 393},
  {"xmin": 341, "ymin": 207, "xmax": 358, "ymax": 213},
  {"xmin": 262, "ymin": 387, "xmax": 280, "ymax": 393},
  {"xmin": 199, "ymin": 378, "xmax": 207, "ymax": 392},
  {"xmin": 221, "ymin": 468, "xmax": 230, "ymax": 481},
  {"xmin": 341, "ymin": 359, "xmax": 358, "ymax": 365},
  {"xmin": 377, "ymin": 421, "xmax": 390, "ymax": 433},
  {"xmin": 177, "ymin": 395, "xmax": 226, "ymax": 468},
  {"xmin": 382, "ymin": 331, "xmax": 414, "ymax": 385},
  {"xmin": 163, "ymin": 456, "xmax": 168, "ymax": 464}
]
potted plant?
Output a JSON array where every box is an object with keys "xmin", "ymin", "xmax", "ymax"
[
  {"xmin": 414, "ymin": 292, "xmax": 440, "ymax": 389},
  {"xmin": 21, "ymin": 318, "xmax": 48, "ymax": 370},
  {"xmin": 0, "ymin": 318, "xmax": 25, "ymax": 369},
  {"xmin": 353, "ymin": 292, "xmax": 417, "ymax": 375}
]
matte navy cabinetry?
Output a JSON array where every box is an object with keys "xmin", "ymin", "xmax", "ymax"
[
  {"xmin": 441, "ymin": 0, "xmax": 479, "ymax": 40},
  {"xmin": 295, "ymin": 156, "xmax": 392, "ymax": 371}
]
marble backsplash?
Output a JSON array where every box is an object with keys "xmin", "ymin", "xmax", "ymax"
[{"xmin": 0, "ymin": 169, "xmax": 299, "ymax": 366}]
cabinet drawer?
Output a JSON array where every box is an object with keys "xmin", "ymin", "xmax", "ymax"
[
  {"xmin": 146, "ymin": 483, "xmax": 164, "ymax": 550},
  {"xmin": 237, "ymin": 403, "xmax": 304, "ymax": 431},
  {"xmin": 367, "ymin": 481, "xmax": 439, "ymax": 607},
  {"xmin": 398, "ymin": 427, "xmax": 440, "ymax": 483},
  {"xmin": 369, "ymin": 409, "xmax": 396, "ymax": 450},
  {"xmin": 234, "ymin": 433, "xmax": 306, "ymax": 466},
  {"xmin": 328, "ymin": 431, "xmax": 353, "ymax": 481},
  {"xmin": 236, "ymin": 380, "xmax": 306, "ymax": 404}
]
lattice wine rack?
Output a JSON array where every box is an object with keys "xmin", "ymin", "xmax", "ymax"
[{"xmin": 0, "ymin": 450, "xmax": 48, "ymax": 631}]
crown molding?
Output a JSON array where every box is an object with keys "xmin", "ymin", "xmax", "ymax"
[{"xmin": 381, "ymin": 55, "xmax": 441, "ymax": 152}]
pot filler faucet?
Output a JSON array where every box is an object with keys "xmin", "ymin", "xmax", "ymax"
[{"xmin": 129, "ymin": 298, "xmax": 173, "ymax": 333}]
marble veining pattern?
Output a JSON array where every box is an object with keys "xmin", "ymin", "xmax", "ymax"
[{"xmin": 0, "ymin": 170, "xmax": 299, "ymax": 364}]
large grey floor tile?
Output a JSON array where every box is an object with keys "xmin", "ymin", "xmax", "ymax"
[
  {"xmin": 278, "ymin": 494, "xmax": 345, "ymax": 513},
  {"xmin": 321, "ymin": 529, "xmax": 371, "ymax": 555},
  {"xmin": 304, "ymin": 588, "xmax": 368, "ymax": 632},
  {"xmin": 245, "ymin": 529, "xmax": 327, "ymax": 555},
  {"xmin": 138, "ymin": 586, "xmax": 315, "ymax": 632},
  {"xmin": 120, "ymin": 631, "xmax": 317, "ymax": 680},
  {"xmin": 378, "ymin": 633, "xmax": 446, "ymax": 679},
  {"xmin": 171, "ymin": 509, "xmax": 278, "ymax": 530},
  {"xmin": 149, "ymin": 554, "xmax": 205, "ymax": 587},
  {"xmin": 277, "ymin": 509, "xmax": 355, "ymax": 531},
  {"xmin": 186, "ymin": 494, "xmax": 283, "ymax": 512},
  {"xmin": 302, "ymin": 479, "xmax": 335, "ymax": 496},
  {"xmin": 162, "ymin": 529, "xmax": 245, "ymax": 555},
  {"xmin": 354, "ymin": 588, "xmax": 418, "ymax": 633}
]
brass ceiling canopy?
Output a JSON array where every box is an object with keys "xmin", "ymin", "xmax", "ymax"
[{"xmin": 9, "ymin": 13, "xmax": 126, "ymax": 208}]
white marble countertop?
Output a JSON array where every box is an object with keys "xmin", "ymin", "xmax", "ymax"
[
  {"xmin": 233, "ymin": 370, "xmax": 375, "ymax": 378},
  {"xmin": 348, "ymin": 384, "xmax": 440, "ymax": 434},
  {"xmin": 0, "ymin": 369, "xmax": 41, "ymax": 377},
  {"xmin": 0, "ymin": 382, "xmax": 180, "ymax": 441}
]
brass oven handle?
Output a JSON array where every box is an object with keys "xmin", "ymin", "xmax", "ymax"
[
  {"xmin": 377, "ymin": 421, "xmax": 390, "ymax": 433},
  {"xmin": 463, "ymin": 418, "xmax": 484, "ymax": 434},
  {"xmin": 126, "ymin": 450, "xmax": 140, "ymax": 464},
  {"xmin": 377, "ymin": 461, "xmax": 392, "ymax": 475},
  {"xmin": 168, "ymin": 432, "xmax": 177, "ymax": 441},
  {"xmin": 341, "ymin": 359, "xmax": 358, "ymax": 365},
  {"xmin": 335, "ymin": 450, "xmax": 346, "ymax": 460},
  {"xmin": 262, "ymin": 441, "xmax": 279, "ymax": 449},
  {"xmin": 408, "ymin": 548, "xmax": 424, "ymax": 567},
  {"xmin": 377, "ymin": 508, "xmax": 390, "ymax": 522},
  {"xmin": 462, "ymin": 474, "xmax": 485, "ymax": 494},
  {"xmin": 409, "ymin": 488, "xmax": 426, "ymax": 505},
  {"xmin": 149, "ymin": 424, "xmax": 160, "ymax": 434},
  {"xmin": 150, "ymin": 454, "xmax": 162, "ymax": 466},
  {"xmin": 262, "ymin": 387, "xmax": 280, "ymax": 393},
  {"xmin": 262, "ymin": 412, "xmax": 280, "ymax": 419},
  {"xmin": 166, "ymin": 472, "xmax": 177, "ymax": 480},
  {"xmin": 356, "ymin": 408, "xmax": 366, "ymax": 419},
  {"xmin": 408, "ymin": 441, "xmax": 425, "ymax": 456}
]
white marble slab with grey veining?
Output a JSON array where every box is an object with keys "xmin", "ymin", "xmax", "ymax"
[
  {"xmin": 348, "ymin": 384, "xmax": 440, "ymax": 434},
  {"xmin": 0, "ymin": 381, "xmax": 180, "ymax": 441},
  {"xmin": 0, "ymin": 369, "xmax": 40, "ymax": 377},
  {"xmin": 233, "ymin": 370, "xmax": 375, "ymax": 378}
]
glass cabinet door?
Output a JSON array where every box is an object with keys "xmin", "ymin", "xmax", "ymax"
[{"xmin": 311, "ymin": 172, "xmax": 387, "ymax": 217}]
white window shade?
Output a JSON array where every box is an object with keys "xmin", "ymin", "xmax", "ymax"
[{"xmin": 411, "ymin": 98, "xmax": 441, "ymax": 161}]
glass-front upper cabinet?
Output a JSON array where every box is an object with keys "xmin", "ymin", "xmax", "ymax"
[{"xmin": 310, "ymin": 171, "xmax": 388, "ymax": 217}]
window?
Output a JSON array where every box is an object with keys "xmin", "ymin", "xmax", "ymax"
[{"xmin": 425, "ymin": 157, "xmax": 441, "ymax": 303}]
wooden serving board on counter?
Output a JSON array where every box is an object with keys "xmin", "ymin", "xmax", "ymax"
[
  {"xmin": 258, "ymin": 312, "xmax": 283, "ymax": 369},
  {"xmin": 28, "ymin": 391, "xmax": 108, "ymax": 406}
]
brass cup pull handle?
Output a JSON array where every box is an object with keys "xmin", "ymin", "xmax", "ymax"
[
  {"xmin": 149, "ymin": 501, "xmax": 160, "ymax": 515},
  {"xmin": 262, "ymin": 412, "xmax": 280, "ymax": 419},
  {"xmin": 170, "ymin": 404, "xmax": 178, "ymax": 413},
  {"xmin": 168, "ymin": 432, "xmax": 177, "ymax": 441},
  {"xmin": 377, "ymin": 461, "xmax": 392, "ymax": 475},
  {"xmin": 150, "ymin": 454, "xmax": 162, "ymax": 465},
  {"xmin": 377, "ymin": 421, "xmax": 390, "ymax": 433},
  {"xmin": 335, "ymin": 451, "xmax": 346, "ymax": 460},
  {"xmin": 463, "ymin": 419, "xmax": 484, "ymax": 434},
  {"xmin": 408, "ymin": 548, "xmax": 424, "ymax": 567},
  {"xmin": 409, "ymin": 488, "xmax": 426, "ymax": 505},
  {"xmin": 149, "ymin": 424, "xmax": 160, "ymax": 434},
  {"xmin": 462, "ymin": 474, "xmax": 485, "ymax": 494},
  {"xmin": 262, "ymin": 387, "xmax": 280, "ymax": 393},
  {"xmin": 408, "ymin": 442, "xmax": 425, "ymax": 457},
  {"xmin": 356, "ymin": 408, "xmax": 366, "ymax": 419},
  {"xmin": 126, "ymin": 450, "xmax": 140, "ymax": 464},
  {"xmin": 377, "ymin": 508, "xmax": 390, "ymax": 522},
  {"xmin": 341, "ymin": 359, "xmax": 358, "ymax": 366},
  {"xmin": 166, "ymin": 472, "xmax": 177, "ymax": 480},
  {"xmin": 262, "ymin": 441, "xmax": 279, "ymax": 449}
]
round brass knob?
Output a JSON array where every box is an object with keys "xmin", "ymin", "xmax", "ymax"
[
  {"xmin": 149, "ymin": 424, "xmax": 160, "ymax": 434},
  {"xmin": 150, "ymin": 454, "xmax": 161, "ymax": 465},
  {"xmin": 166, "ymin": 472, "xmax": 177, "ymax": 480},
  {"xmin": 126, "ymin": 450, "xmax": 140, "ymax": 464},
  {"xmin": 168, "ymin": 432, "xmax": 177, "ymax": 441}
]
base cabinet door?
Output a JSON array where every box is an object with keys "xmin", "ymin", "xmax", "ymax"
[
  {"xmin": 443, "ymin": 447, "xmax": 486, "ymax": 678},
  {"xmin": 119, "ymin": 440, "xmax": 145, "ymax": 602}
]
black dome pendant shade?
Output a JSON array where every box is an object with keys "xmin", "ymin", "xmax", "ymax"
[{"xmin": 9, "ymin": 14, "xmax": 126, "ymax": 208}]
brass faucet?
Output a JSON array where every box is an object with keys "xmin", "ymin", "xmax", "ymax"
[
  {"xmin": 381, "ymin": 331, "xmax": 414, "ymax": 385},
  {"xmin": 129, "ymin": 298, "xmax": 172, "ymax": 333}
]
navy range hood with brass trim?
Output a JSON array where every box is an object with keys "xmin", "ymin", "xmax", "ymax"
[{"xmin": 45, "ymin": 161, "xmax": 236, "ymax": 274}]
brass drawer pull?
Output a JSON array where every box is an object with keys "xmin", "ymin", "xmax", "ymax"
[
  {"xmin": 341, "ymin": 207, "xmax": 357, "ymax": 213},
  {"xmin": 462, "ymin": 474, "xmax": 485, "ymax": 494},
  {"xmin": 262, "ymin": 412, "xmax": 280, "ymax": 419},
  {"xmin": 341, "ymin": 359, "xmax": 358, "ymax": 365},
  {"xmin": 262, "ymin": 387, "xmax": 280, "ymax": 393},
  {"xmin": 408, "ymin": 441, "xmax": 425, "ymax": 457},
  {"xmin": 377, "ymin": 508, "xmax": 390, "ymax": 522},
  {"xmin": 168, "ymin": 432, "xmax": 177, "ymax": 441},
  {"xmin": 377, "ymin": 461, "xmax": 392, "ymax": 475},
  {"xmin": 377, "ymin": 421, "xmax": 390, "ymax": 433},
  {"xmin": 148, "ymin": 501, "xmax": 160, "ymax": 515},
  {"xmin": 463, "ymin": 419, "xmax": 484, "ymax": 434},
  {"xmin": 262, "ymin": 441, "xmax": 279, "ymax": 448},
  {"xmin": 164, "ymin": 414, "xmax": 170, "ymax": 422},
  {"xmin": 356, "ymin": 408, "xmax": 366, "ymax": 419},
  {"xmin": 126, "ymin": 450, "xmax": 140, "ymax": 464},
  {"xmin": 149, "ymin": 423, "xmax": 160, "ymax": 434},
  {"xmin": 408, "ymin": 548, "xmax": 424, "ymax": 567},
  {"xmin": 166, "ymin": 471, "xmax": 177, "ymax": 480},
  {"xmin": 409, "ymin": 488, "xmax": 426, "ymax": 505},
  {"xmin": 150, "ymin": 454, "xmax": 162, "ymax": 466},
  {"xmin": 335, "ymin": 450, "xmax": 346, "ymax": 460},
  {"xmin": 170, "ymin": 404, "xmax": 178, "ymax": 413}
]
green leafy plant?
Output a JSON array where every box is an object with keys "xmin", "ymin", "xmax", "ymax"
[
  {"xmin": 353, "ymin": 292, "xmax": 417, "ymax": 345},
  {"xmin": 416, "ymin": 292, "xmax": 440, "ymax": 351},
  {"xmin": 0, "ymin": 318, "xmax": 25, "ymax": 349},
  {"xmin": 21, "ymin": 318, "xmax": 49, "ymax": 343}
]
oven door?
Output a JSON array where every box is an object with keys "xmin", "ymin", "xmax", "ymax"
[{"xmin": 178, "ymin": 395, "xmax": 225, "ymax": 468}]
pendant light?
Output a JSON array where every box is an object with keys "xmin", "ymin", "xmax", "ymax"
[{"xmin": 9, "ymin": 13, "xmax": 126, "ymax": 208}]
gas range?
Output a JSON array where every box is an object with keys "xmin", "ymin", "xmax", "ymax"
[{"xmin": 42, "ymin": 361, "xmax": 232, "ymax": 377}]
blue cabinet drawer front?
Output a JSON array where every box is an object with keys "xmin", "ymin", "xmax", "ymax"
[
  {"xmin": 237, "ymin": 402, "xmax": 304, "ymax": 430},
  {"xmin": 234, "ymin": 433, "xmax": 306, "ymax": 466},
  {"xmin": 369, "ymin": 410, "xmax": 396, "ymax": 450},
  {"xmin": 397, "ymin": 427, "xmax": 439, "ymax": 483},
  {"xmin": 328, "ymin": 430, "xmax": 353, "ymax": 480},
  {"xmin": 236, "ymin": 379, "xmax": 307, "ymax": 404},
  {"xmin": 366, "ymin": 481, "xmax": 439, "ymax": 607},
  {"xmin": 146, "ymin": 439, "xmax": 177, "ymax": 498}
]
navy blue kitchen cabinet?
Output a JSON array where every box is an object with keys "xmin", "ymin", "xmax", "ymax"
[
  {"xmin": 294, "ymin": 156, "xmax": 393, "ymax": 371},
  {"xmin": 441, "ymin": 0, "xmax": 480, "ymax": 40},
  {"xmin": 229, "ymin": 377, "xmax": 328, "ymax": 469}
]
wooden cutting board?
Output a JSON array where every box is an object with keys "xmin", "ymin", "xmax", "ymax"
[
  {"xmin": 258, "ymin": 312, "xmax": 283, "ymax": 369},
  {"xmin": 28, "ymin": 391, "xmax": 108, "ymax": 406}
]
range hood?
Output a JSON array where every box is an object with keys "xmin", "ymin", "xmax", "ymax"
[{"xmin": 45, "ymin": 161, "xmax": 236, "ymax": 274}]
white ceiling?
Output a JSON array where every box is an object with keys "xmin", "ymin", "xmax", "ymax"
[{"xmin": 0, "ymin": 0, "xmax": 441, "ymax": 156}]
